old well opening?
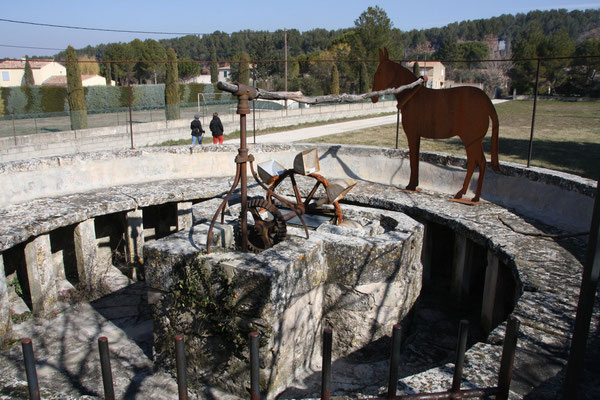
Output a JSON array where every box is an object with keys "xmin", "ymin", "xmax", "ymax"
[{"xmin": 144, "ymin": 191, "xmax": 521, "ymax": 398}]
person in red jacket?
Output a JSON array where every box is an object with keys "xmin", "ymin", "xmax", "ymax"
[{"xmin": 209, "ymin": 112, "xmax": 224, "ymax": 145}]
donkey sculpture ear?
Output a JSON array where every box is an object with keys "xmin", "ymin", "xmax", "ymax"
[
  {"xmin": 383, "ymin": 47, "xmax": 389, "ymax": 59},
  {"xmin": 378, "ymin": 48, "xmax": 384, "ymax": 61}
]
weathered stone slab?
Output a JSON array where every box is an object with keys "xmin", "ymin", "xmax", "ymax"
[{"xmin": 144, "ymin": 206, "xmax": 423, "ymax": 398}]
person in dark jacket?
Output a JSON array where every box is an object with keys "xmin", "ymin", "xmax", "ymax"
[
  {"xmin": 190, "ymin": 114, "xmax": 204, "ymax": 146},
  {"xmin": 209, "ymin": 112, "xmax": 224, "ymax": 145}
]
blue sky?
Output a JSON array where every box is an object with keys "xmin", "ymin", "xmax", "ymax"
[{"xmin": 1, "ymin": 0, "xmax": 599, "ymax": 59}]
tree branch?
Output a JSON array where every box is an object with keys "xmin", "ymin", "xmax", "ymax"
[{"xmin": 216, "ymin": 79, "xmax": 423, "ymax": 104}]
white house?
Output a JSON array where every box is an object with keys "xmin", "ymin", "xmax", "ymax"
[
  {"xmin": 406, "ymin": 61, "xmax": 445, "ymax": 89},
  {"xmin": 41, "ymin": 74, "xmax": 115, "ymax": 87},
  {"xmin": 218, "ymin": 63, "xmax": 254, "ymax": 83},
  {"xmin": 0, "ymin": 59, "xmax": 66, "ymax": 87}
]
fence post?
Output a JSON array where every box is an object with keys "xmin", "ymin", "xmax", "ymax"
[
  {"xmin": 175, "ymin": 334, "xmax": 188, "ymax": 400},
  {"xmin": 497, "ymin": 315, "xmax": 520, "ymax": 400},
  {"xmin": 21, "ymin": 338, "xmax": 40, "ymax": 400},
  {"xmin": 451, "ymin": 320, "xmax": 469, "ymax": 394},
  {"xmin": 387, "ymin": 324, "xmax": 402, "ymax": 399},
  {"xmin": 98, "ymin": 337, "xmax": 115, "ymax": 400},
  {"xmin": 321, "ymin": 328, "xmax": 333, "ymax": 400},
  {"xmin": 526, "ymin": 58, "xmax": 541, "ymax": 168},
  {"xmin": 250, "ymin": 331, "xmax": 260, "ymax": 400}
]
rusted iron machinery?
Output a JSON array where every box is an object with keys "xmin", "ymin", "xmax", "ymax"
[{"xmin": 206, "ymin": 80, "xmax": 422, "ymax": 254}]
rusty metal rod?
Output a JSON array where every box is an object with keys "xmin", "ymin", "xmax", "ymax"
[
  {"xmin": 98, "ymin": 336, "xmax": 115, "ymax": 400},
  {"xmin": 387, "ymin": 324, "xmax": 402, "ymax": 399},
  {"xmin": 451, "ymin": 320, "xmax": 469, "ymax": 394},
  {"xmin": 21, "ymin": 338, "xmax": 40, "ymax": 400},
  {"xmin": 496, "ymin": 315, "xmax": 520, "ymax": 400},
  {"xmin": 321, "ymin": 328, "xmax": 333, "ymax": 400},
  {"xmin": 250, "ymin": 331, "xmax": 260, "ymax": 400},
  {"xmin": 175, "ymin": 334, "xmax": 188, "ymax": 400}
]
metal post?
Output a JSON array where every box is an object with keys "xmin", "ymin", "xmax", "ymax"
[
  {"xmin": 175, "ymin": 334, "xmax": 188, "ymax": 400},
  {"xmin": 564, "ymin": 178, "xmax": 600, "ymax": 397},
  {"xmin": 321, "ymin": 328, "xmax": 333, "ymax": 400},
  {"xmin": 284, "ymin": 28, "xmax": 288, "ymax": 112},
  {"xmin": 451, "ymin": 320, "xmax": 469, "ymax": 394},
  {"xmin": 497, "ymin": 315, "xmax": 520, "ymax": 400},
  {"xmin": 387, "ymin": 324, "xmax": 402, "ymax": 399},
  {"xmin": 12, "ymin": 114, "xmax": 17, "ymax": 145},
  {"xmin": 127, "ymin": 71, "xmax": 135, "ymax": 150},
  {"xmin": 250, "ymin": 331, "xmax": 260, "ymax": 400},
  {"xmin": 21, "ymin": 338, "xmax": 40, "ymax": 400},
  {"xmin": 253, "ymin": 68, "xmax": 256, "ymax": 145},
  {"xmin": 395, "ymin": 108, "xmax": 400, "ymax": 150},
  {"xmin": 526, "ymin": 58, "xmax": 541, "ymax": 168},
  {"xmin": 98, "ymin": 337, "xmax": 115, "ymax": 400}
]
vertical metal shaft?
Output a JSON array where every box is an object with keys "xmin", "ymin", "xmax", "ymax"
[
  {"xmin": 395, "ymin": 109, "xmax": 400, "ymax": 150},
  {"xmin": 387, "ymin": 324, "xmax": 402, "ymax": 399},
  {"xmin": 240, "ymin": 112, "xmax": 248, "ymax": 252},
  {"xmin": 451, "ymin": 320, "xmax": 469, "ymax": 393},
  {"xmin": 526, "ymin": 58, "xmax": 541, "ymax": 168},
  {"xmin": 497, "ymin": 315, "xmax": 520, "ymax": 400},
  {"xmin": 321, "ymin": 328, "xmax": 333, "ymax": 400},
  {"xmin": 564, "ymin": 178, "xmax": 600, "ymax": 398},
  {"xmin": 21, "ymin": 338, "xmax": 40, "ymax": 400},
  {"xmin": 175, "ymin": 334, "xmax": 188, "ymax": 400},
  {"xmin": 97, "ymin": 336, "xmax": 115, "ymax": 400},
  {"xmin": 250, "ymin": 332, "xmax": 260, "ymax": 400},
  {"xmin": 284, "ymin": 28, "xmax": 288, "ymax": 111}
]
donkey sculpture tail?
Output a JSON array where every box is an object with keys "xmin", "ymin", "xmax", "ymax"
[{"xmin": 489, "ymin": 104, "xmax": 500, "ymax": 173}]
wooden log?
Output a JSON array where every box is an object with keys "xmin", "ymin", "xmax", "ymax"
[{"xmin": 216, "ymin": 78, "xmax": 424, "ymax": 104}]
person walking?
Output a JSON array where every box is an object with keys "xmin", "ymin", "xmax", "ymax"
[
  {"xmin": 209, "ymin": 112, "xmax": 224, "ymax": 145},
  {"xmin": 190, "ymin": 114, "xmax": 205, "ymax": 147}
]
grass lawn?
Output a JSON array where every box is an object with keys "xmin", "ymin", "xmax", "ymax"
[{"xmin": 302, "ymin": 100, "xmax": 600, "ymax": 180}]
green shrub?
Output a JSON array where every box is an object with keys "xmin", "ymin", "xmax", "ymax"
[
  {"xmin": 86, "ymin": 85, "xmax": 121, "ymax": 111},
  {"xmin": 6, "ymin": 88, "xmax": 27, "ymax": 114},
  {"xmin": 41, "ymin": 87, "xmax": 68, "ymax": 113},
  {"xmin": 134, "ymin": 84, "xmax": 165, "ymax": 108}
]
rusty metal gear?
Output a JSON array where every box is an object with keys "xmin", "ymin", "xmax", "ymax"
[{"xmin": 238, "ymin": 197, "xmax": 287, "ymax": 253}]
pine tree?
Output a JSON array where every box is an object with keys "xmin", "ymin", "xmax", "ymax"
[
  {"xmin": 210, "ymin": 43, "xmax": 218, "ymax": 84},
  {"xmin": 23, "ymin": 59, "xmax": 35, "ymax": 87},
  {"xmin": 330, "ymin": 64, "xmax": 339, "ymax": 94},
  {"xmin": 412, "ymin": 61, "xmax": 421, "ymax": 77},
  {"xmin": 65, "ymin": 45, "xmax": 88, "ymax": 129},
  {"xmin": 238, "ymin": 51, "xmax": 250, "ymax": 85},
  {"xmin": 104, "ymin": 60, "xmax": 112, "ymax": 85},
  {"xmin": 359, "ymin": 62, "xmax": 369, "ymax": 93},
  {"xmin": 165, "ymin": 47, "xmax": 180, "ymax": 120}
]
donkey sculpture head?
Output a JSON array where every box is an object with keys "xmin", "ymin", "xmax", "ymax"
[{"xmin": 371, "ymin": 48, "xmax": 419, "ymax": 104}]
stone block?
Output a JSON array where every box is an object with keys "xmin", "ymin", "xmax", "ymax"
[
  {"xmin": 145, "ymin": 206, "xmax": 423, "ymax": 398},
  {"xmin": 74, "ymin": 218, "xmax": 99, "ymax": 290},
  {"xmin": 176, "ymin": 202, "xmax": 193, "ymax": 231},
  {"xmin": 24, "ymin": 234, "xmax": 58, "ymax": 316}
]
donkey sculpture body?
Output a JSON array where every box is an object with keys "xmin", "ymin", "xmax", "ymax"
[{"xmin": 372, "ymin": 48, "xmax": 500, "ymax": 202}]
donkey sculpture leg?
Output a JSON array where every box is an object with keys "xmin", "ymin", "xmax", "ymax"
[
  {"xmin": 406, "ymin": 134, "xmax": 421, "ymax": 191},
  {"xmin": 454, "ymin": 141, "xmax": 487, "ymax": 202}
]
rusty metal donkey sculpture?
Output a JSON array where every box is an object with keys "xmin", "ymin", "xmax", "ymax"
[{"xmin": 372, "ymin": 48, "xmax": 500, "ymax": 203}]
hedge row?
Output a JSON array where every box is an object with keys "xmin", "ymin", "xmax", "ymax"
[{"xmin": 0, "ymin": 83, "xmax": 221, "ymax": 116}]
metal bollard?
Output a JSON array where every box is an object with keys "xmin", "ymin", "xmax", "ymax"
[
  {"xmin": 98, "ymin": 337, "xmax": 115, "ymax": 400},
  {"xmin": 496, "ymin": 315, "xmax": 520, "ymax": 400},
  {"xmin": 249, "ymin": 332, "xmax": 260, "ymax": 400},
  {"xmin": 387, "ymin": 324, "xmax": 402, "ymax": 399},
  {"xmin": 321, "ymin": 328, "xmax": 333, "ymax": 400},
  {"xmin": 451, "ymin": 320, "xmax": 469, "ymax": 394},
  {"xmin": 175, "ymin": 334, "xmax": 188, "ymax": 400},
  {"xmin": 21, "ymin": 338, "xmax": 40, "ymax": 400}
]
